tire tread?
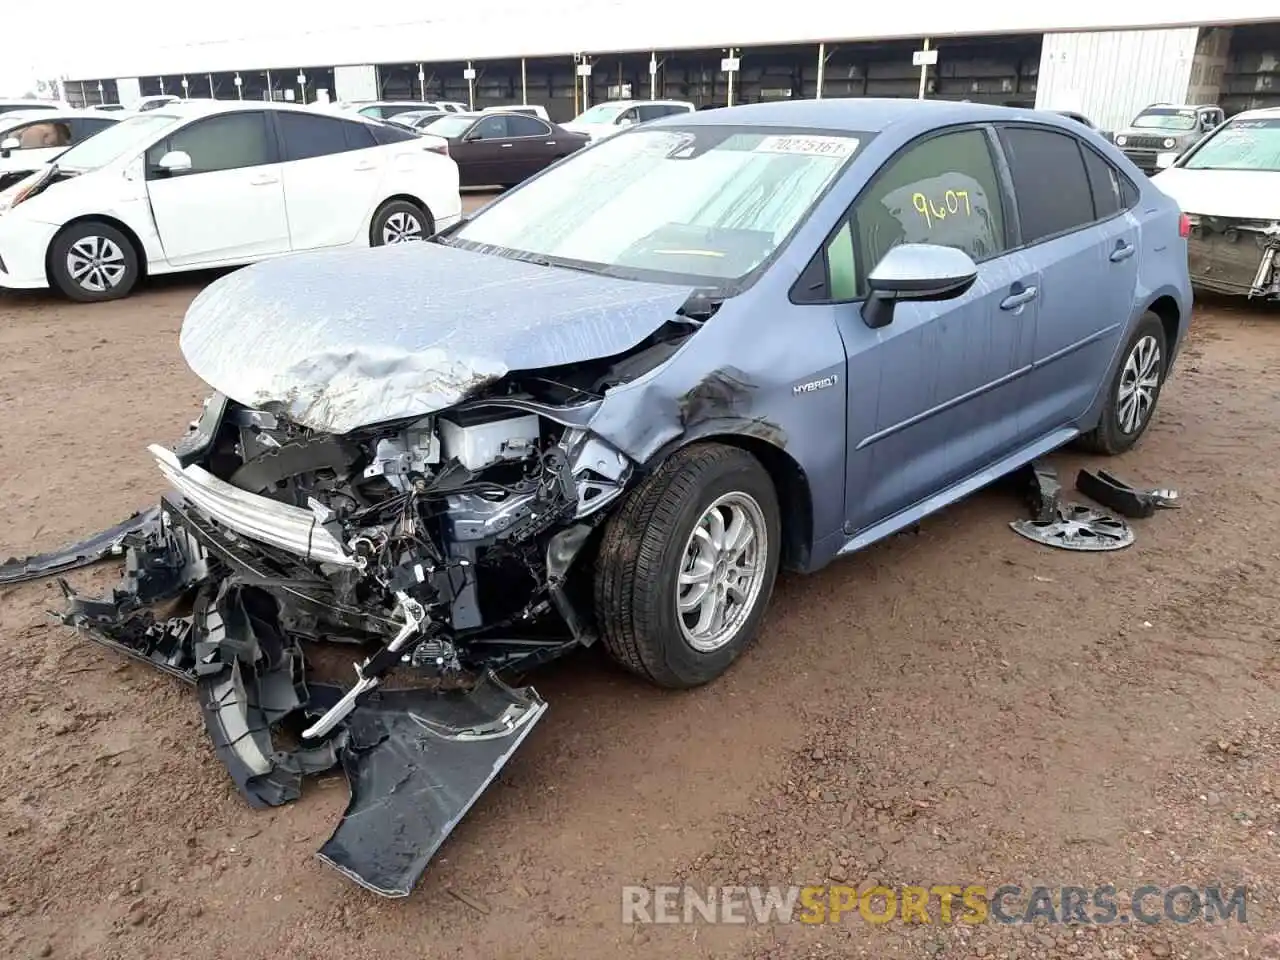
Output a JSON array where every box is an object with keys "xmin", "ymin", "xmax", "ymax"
[{"xmin": 594, "ymin": 443, "xmax": 774, "ymax": 687}]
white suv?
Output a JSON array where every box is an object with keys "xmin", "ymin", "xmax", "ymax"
[
  {"xmin": 0, "ymin": 101, "xmax": 460, "ymax": 302},
  {"xmin": 563, "ymin": 100, "xmax": 695, "ymax": 141}
]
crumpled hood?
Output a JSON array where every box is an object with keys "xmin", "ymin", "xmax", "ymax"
[
  {"xmin": 1151, "ymin": 168, "xmax": 1280, "ymax": 221},
  {"xmin": 180, "ymin": 241, "xmax": 693, "ymax": 434}
]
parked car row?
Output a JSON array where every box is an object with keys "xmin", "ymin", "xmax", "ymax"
[
  {"xmin": 1, "ymin": 92, "xmax": 1271, "ymax": 308},
  {"xmin": 0, "ymin": 101, "xmax": 460, "ymax": 301}
]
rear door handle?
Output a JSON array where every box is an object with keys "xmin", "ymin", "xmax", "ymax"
[
  {"xmin": 500, "ymin": 143, "xmax": 514, "ymax": 148},
  {"xmin": 352, "ymin": 161, "xmax": 377, "ymax": 171},
  {"xmin": 1000, "ymin": 285, "xmax": 1038, "ymax": 311},
  {"xmin": 1110, "ymin": 241, "xmax": 1136, "ymax": 262}
]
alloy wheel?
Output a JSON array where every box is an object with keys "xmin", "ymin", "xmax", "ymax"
[
  {"xmin": 66, "ymin": 236, "xmax": 127, "ymax": 293},
  {"xmin": 382, "ymin": 211, "xmax": 424, "ymax": 244},
  {"xmin": 676, "ymin": 492, "xmax": 769, "ymax": 653},
  {"xmin": 1116, "ymin": 334, "xmax": 1162, "ymax": 434}
]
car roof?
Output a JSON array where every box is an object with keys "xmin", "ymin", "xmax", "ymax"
[
  {"xmin": 0, "ymin": 108, "xmax": 120, "ymax": 128},
  {"xmin": 1228, "ymin": 105, "xmax": 1280, "ymax": 121},
  {"xmin": 148, "ymin": 100, "xmax": 375, "ymax": 121},
  {"xmin": 645, "ymin": 97, "xmax": 1067, "ymax": 134},
  {"xmin": 594, "ymin": 99, "xmax": 691, "ymax": 108}
]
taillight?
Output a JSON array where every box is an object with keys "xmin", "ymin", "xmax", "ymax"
[
  {"xmin": 1178, "ymin": 212, "xmax": 1191, "ymax": 238},
  {"xmin": 426, "ymin": 143, "xmax": 449, "ymax": 158}
]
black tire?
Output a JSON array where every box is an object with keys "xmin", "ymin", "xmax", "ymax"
[
  {"xmin": 48, "ymin": 221, "xmax": 140, "ymax": 302},
  {"xmin": 369, "ymin": 199, "xmax": 432, "ymax": 246},
  {"xmin": 594, "ymin": 443, "xmax": 782, "ymax": 689},
  {"xmin": 1078, "ymin": 311, "xmax": 1169, "ymax": 455}
]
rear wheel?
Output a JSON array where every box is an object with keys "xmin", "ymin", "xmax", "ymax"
[
  {"xmin": 48, "ymin": 221, "xmax": 139, "ymax": 302},
  {"xmin": 1078, "ymin": 311, "xmax": 1168, "ymax": 455},
  {"xmin": 369, "ymin": 199, "xmax": 431, "ymax": 246},
  {"xmin": 594, "ymin": 443, "xmax": 781, "ymax": 689}
]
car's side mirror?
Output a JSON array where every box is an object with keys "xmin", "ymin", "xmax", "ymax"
[
  {"xmin": 156, "ymin": 150, "xmax": 193, "ymax": 175},
  {"xmin": 1155, "ymin": 151, "xmax": 1178, "ymax": 170},
  {"xmin": 463, "ymin": 131, "xmax": 482, "ymax": 142},
  {"xmin": 0, "ymin": 137, "xmax": 19, "ymax": 158},
  {"xmin": 861, "ymin": 243, "xmax": 978, "ymax": 330},
  {"xmin": 617, "ymin": 116, "xmax": 635, "ymax": 126}
]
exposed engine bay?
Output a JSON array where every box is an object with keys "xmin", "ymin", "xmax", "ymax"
[
  {"xmin": 1186, "ymin": 215, "xmax": 1280, "ymax": 300},
  {"xmin": 14, "ymin": 389, "xmax": 644, "ymax": 897}
]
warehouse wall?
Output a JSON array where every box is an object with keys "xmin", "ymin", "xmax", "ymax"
[
  {"xmin": 1035, "ymin": 28, "xmax": 1199, "ymax": 132},
  {"xmin": 57, "ymin": 1, "xmax": 1280, "ymax": 81},
  {"xmin": 1187, "ymin": 26, "xmax": 1232, "ymax": 104}
]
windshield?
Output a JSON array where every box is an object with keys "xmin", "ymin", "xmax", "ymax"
[
  {"xmin": 1182, "ymin": 117, "xmax": 1280, "ymax": 172},
  {"xmin": 52, "ymin": 113, "xmax": 179, "ymax": 170},
  {"xmin": 451, "ymin": 126, "xmax": 862, "ymax": 285},
  {"xmin": 574, "ymin": 104, "xmax": 628, "ymax": 124},
  {"xmin": 423, "ymin": 115, "xmax": 478, "ymax": 137},
  {"xmin": 1131, "ymin": 108, "xmax": 1198, "ymax": 131}
]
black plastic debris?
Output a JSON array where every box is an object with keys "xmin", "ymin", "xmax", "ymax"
[
  {"xmin": 0, "ymin": 506, "xmax": 162, "ymax": 585},
  {"xmin": 1075, "ymin": 469, "xmax": 1180, "ymax": 519},
  {"xmin": 1024, "ymin": 460, "xmax": 1063, "ymax": 522},
  {"xmin": 313, "ymin": 673, "xmax": 547, "ymax": 897}
]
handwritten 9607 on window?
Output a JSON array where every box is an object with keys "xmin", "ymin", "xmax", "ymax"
[{"xmin": 912, "ymin": 189, "xmax": 973, "ymax": 228}]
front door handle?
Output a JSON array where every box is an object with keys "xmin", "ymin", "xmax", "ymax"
[
  {"xmin": 1000, "ymin": 285, "xmax": 1038, "ymax": 311},
  {"xmin": 1110, "ymin": 241, "xmax": 1136, "ymax": 262},
  {"xmin": 500, "ymin": 143, "xmax": 514, "ymax": 148},
  {"xmin": 249, "ymin": 174, "xmax": 279, "ymax": 186}
]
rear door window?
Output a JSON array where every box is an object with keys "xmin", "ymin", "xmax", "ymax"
[
  {"xmin": 998, "ymin": 126, "xmax": 1095, "ymax": 244},
  {"xmin": 506, "ymin": 115, "xmax": 550, "ymax": 137},
  {"xmin": 69, "ymin": 117, "xmax": 116, "ymax": 142}
]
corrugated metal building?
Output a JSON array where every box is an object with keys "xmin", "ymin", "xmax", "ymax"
[{"xmin": 49, "ymin": 1, "xmax": 1280, "ymax": 127}]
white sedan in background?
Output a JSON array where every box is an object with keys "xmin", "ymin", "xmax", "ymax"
[
  {"xmin": 1152, "ymin": 106, "xmax": 1280, "ymax": 300},
  {"xmin": 0, "ymin": 109, "xmax": 125, "ymax": 191},
  {"xmin": 0, "ymin": 101, "xmax": 460, "ymax": 302}
]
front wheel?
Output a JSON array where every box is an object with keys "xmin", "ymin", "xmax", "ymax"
[
  {"xmin": 48, "ymin": 221, "xmax": 139, "ymax": 302},
  {"xmin": 1078, "ymin": 312, "xmax": 1168, "ymax": 455},
  {"xmin": 369, "ymin": 199, "xmax": 431, "ymax": 246},
  {"xmin": 594, "ymin": 443, "xmax": 782, "ymax": 688}
]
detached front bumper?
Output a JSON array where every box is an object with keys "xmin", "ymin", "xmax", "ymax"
[
  {"xmin": 36, "ymin": 492, "xmax": 548, "ymax": 898},
  {"xmin": 1186, "ymin": 215, "xmax": 1280, "ymax": 300}
]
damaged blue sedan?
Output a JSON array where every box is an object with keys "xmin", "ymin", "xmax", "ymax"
[{"xmin": 7, "ymin": 98, "xmax": 1192, "ymax": 897}]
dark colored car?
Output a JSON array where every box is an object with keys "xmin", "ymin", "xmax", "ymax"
[{"xmin": 419, "ymin": 111, "xmax": 589, "ymax": 187}]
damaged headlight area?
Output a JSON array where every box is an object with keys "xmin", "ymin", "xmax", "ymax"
[
  {"xmin": 39, "ymin": 392, "xmax": 635, "ymax": 897},
  {"xmin": 1186, "ymin": 215, "xmax": 1280, "ymax": 300}
]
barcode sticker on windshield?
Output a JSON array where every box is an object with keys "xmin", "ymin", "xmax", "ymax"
[{"xmin": 755, "ymin": 135, "xmax": 859, "ymax": 158}]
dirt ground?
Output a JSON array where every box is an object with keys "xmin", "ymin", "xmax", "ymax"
[{"xmin": 1, "ymin": 221, "xmax": 1278, "ymax": 960}]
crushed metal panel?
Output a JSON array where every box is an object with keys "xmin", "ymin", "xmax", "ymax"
[
  {"xmin": 179, "ymin": 241, "xmax": 694, "ymax": 434},
  {"xmin": 314, "ymin": 673, "xmax": 548, "ymax": 897}
]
